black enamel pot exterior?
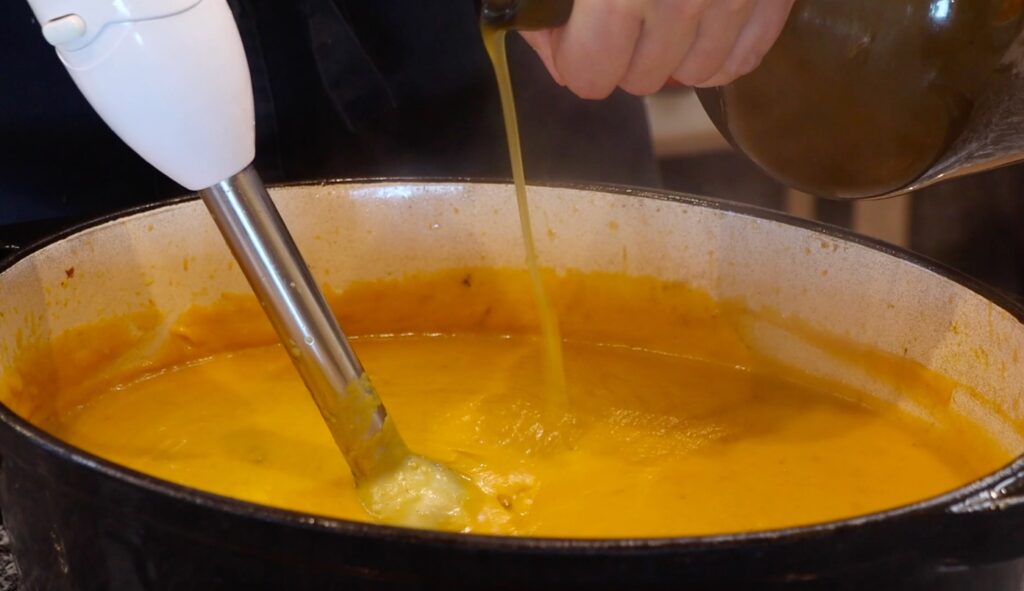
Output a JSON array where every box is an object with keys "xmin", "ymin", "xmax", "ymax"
[{"xmin": 2, "ymin": 181, "xmax": 1024, "ymax": 590}]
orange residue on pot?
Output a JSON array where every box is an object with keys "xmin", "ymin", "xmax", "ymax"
[{"xmin": 0, "ymin": 269, "xmax": 1016, "ymax": 537}]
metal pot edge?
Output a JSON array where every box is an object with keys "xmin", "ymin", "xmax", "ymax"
[{"xmin": 0, "ymin": 176, "xmax": 1022, "ymax": 557}]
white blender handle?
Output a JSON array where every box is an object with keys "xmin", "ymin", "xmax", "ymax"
[{"xmin": 26, "ymin": 0, "xmax": 255, "ymax": 191}]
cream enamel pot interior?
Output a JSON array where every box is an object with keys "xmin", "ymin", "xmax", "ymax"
[{"xmin": 1, "ymin": 180, "xmax": 1024, "ymax": 590}]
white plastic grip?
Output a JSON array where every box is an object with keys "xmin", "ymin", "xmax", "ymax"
[{"xmin": 28, "ymin": 0, "xmax": 255, "ymax": 191}]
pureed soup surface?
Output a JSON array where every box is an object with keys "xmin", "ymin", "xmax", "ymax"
[{"xmin": 6, "ymin": 269, "xmax": 1014, "ymax": 537}]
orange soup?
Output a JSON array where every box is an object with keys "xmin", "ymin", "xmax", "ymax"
[{"xmin": 3, "ymin": 269, "xmax": 1012, "ymax": 537}]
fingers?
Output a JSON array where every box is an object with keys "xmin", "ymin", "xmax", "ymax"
[
  {"xmin": 711, "ymin": 0, "xmax": 796, "ymax": 84},
  {"xmin": 618, "ymin": 0, "xmax": 706, "ymax": 95},
  {"xmin": 672, "ymin": 0, "xmax": 757, "ymax": 87},
  {"xmin": 547, "ymin": 0, "xmax": 645, "ymax": 99},
  {"xmin": 519, "ymin": 0, "xmax": 794, "ymax": 98}
]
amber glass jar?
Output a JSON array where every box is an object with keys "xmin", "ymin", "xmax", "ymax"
[{"xmin": 698, "ymin": 0, "xmax": 1024, "ymax": 198}]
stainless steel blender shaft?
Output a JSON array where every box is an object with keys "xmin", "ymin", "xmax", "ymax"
[{"xmin": 200, "ymin": 165, "xmax": 399, "ymax": 481}]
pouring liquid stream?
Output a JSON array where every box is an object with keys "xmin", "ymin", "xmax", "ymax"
[{"xmin": 482, "ymin": 27, "xmax": 569, "ymax": 423}]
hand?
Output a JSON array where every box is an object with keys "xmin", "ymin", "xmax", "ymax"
[{"xmin": 520, "ymin": 0, "xmax": 796, "ymax": 99}]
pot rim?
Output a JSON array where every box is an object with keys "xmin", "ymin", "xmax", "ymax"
[{"xmin": 2, "ymin": 177, "xmax": 1022, "ymax": 553}]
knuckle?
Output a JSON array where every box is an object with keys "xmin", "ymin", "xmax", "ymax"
[
  {"xmin": 729, "ymin": 38, "xmax": 773, "ymax": 77},
  {"xmin": 672, "ymin": 72, "xmax": 700, "ymax": 86},
  {"xmin": 619, "ymin": 75, "xmax": 663, "ymax": 96},
  {"xmin": 674, "ymin": 52, "xmax": 717, "ymax": 85},
  {"xmin": 675, "ymin": 0, "xmax": 709, "ymax": 19},
  {"xmin": 725, "ymin": 0, "xmax": 752, "ymax": 12},
  {"xmin": 673, "ymin": 63, "xmax": 710, "ymax": 86},
  {"xmin": 720, "ymin": 55, "xmax": 751, "ymax": 79},
  {"xmin": 736, "ymin": 52, "xmax": 765, "ymax": 76},
  {"xmin": 609, "ymin": 0, "xmax": 645, "ymax": 19},
  {"xmin": 564, "ymin": 74, "xmax": 615, "ymax": 100}
]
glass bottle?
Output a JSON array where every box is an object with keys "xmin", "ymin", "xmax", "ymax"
[{"xmin": 697, "ymin": 0, "xmax": 1024, "ymax": 199}]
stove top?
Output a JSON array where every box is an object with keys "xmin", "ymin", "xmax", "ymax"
[{"xmin": 0, "ymin": 528, "xmax": 18, "ymax": 590}]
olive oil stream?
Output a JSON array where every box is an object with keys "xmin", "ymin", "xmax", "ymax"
[{"xmin": 482, "ymin": 27, "xmax": 569, "ymax": 417}]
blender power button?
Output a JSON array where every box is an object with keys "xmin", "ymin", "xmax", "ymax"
[{"xmin": 42, "ymin": 14, "xmax": 87, "ymax": 47}]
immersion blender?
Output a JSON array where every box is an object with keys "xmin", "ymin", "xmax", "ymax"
[{"xmin": 25, "ymin": 0, "xmax": 477, "ymax": 527}]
